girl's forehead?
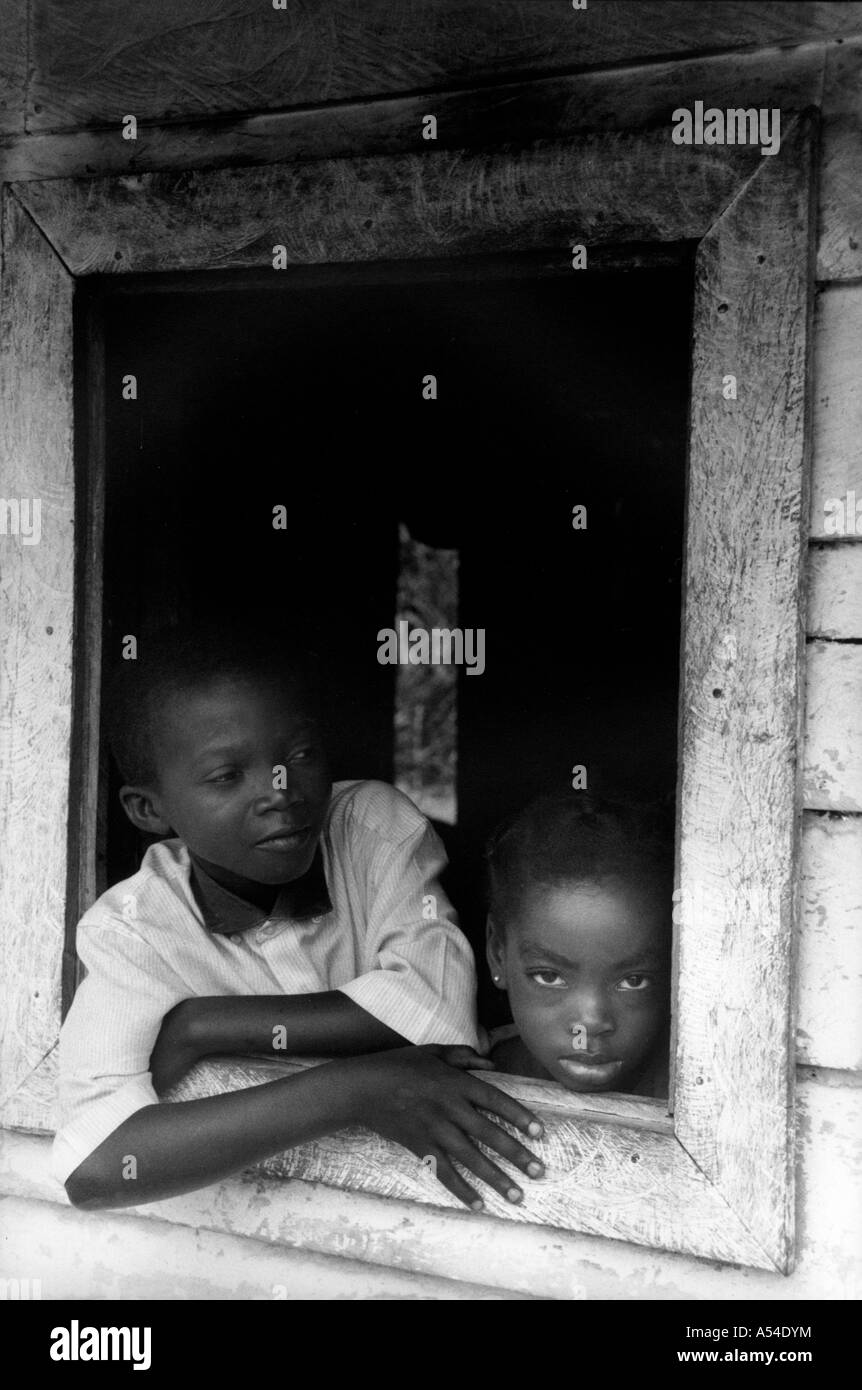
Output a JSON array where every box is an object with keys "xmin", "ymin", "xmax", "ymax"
[{"xmin": 510, "ymin": 878, "xmax": 668, "ymax": 954}]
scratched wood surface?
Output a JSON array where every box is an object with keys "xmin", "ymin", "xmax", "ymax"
[
  {"xmin": 4, "ymin": 34, "xmax": 861, "ymax": 285},
  {"xmin": 163, "ymin": 1055, "xmax": 765, "ymax": 1266},
  {"xmin": 0, "ymin": 0, "xmax": 28, "ymax": 137},
  {"xmin": 673, "ymin": 113, "xmax": 815, "ymax": 1273},
  {"xmin": 0, "ymin": 42, "xmax": 824, "ymax": 181},
  {"xmin": 0, "ymin": 1044, "xmax": 57, "ymax": 1131},
  {"xmin": 23, "ymin": 0, "xmax": 862, "ymax": 133},
  {"xmin": 0, "ymin": 192, "xmax": 74, "ymax": 1111},
  {"xmin": 11, "ymin": 132, "xmax": 759, "ymax": 278},
  {"xmin": 810, "ymin": 284, "xmax": 862, "ymax": 538},
  {"xmin": 7, "ymin": 59, "xmax": 860, "ymax": 289},
  {"xmin": 820, "ymin": 37, "xmax": 862, "ymax": 282}
]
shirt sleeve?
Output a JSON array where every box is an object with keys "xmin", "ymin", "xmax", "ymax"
[
  {"xmin": 336, "ymin": 797, "xmax": 480, "ymax": 1048},
  {"xmin": 51, "ymin": 918, "xmax": 189, "ymax": 1188}
]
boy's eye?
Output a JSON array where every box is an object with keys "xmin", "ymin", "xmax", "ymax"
[
  {"xmin": 618, "ymin": 973, "xmax": 650, "ymax": 991},
  {"xmin": 529, "ymin": 969, "xmax": 567, "ymax": 988},
  {"xmin": 205, "ymin": 769, "xmax": 240, "ymax": 784},
  {"xmin": 291, "ymin": 747, "xmax": 317, "ymax": 762}
]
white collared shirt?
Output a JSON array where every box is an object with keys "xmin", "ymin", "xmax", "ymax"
[{"xmin": 52, "ymin": 779, "xmax": 478, "ymax": 1185}]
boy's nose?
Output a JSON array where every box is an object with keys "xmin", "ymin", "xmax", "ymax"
[{"xmin": 252, "ymin": 774, "xmax": 305, "ymax": 812}]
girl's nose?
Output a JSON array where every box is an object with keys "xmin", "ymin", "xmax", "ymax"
[{"xmin": 569, "ymin": 989, "xmax": 615, "ymax": 1036}]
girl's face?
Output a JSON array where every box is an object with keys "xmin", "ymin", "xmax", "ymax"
[{"xmin": 487, "ymin": 878, "xmax": 669, "ymax": 1093}]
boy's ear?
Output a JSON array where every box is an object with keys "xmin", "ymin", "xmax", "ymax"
[
  {"xmin": 119, "ymin": 785, "xmax": 172, "ymax": 837},
  {"xmin": 485, "ymin": 914, "xmax": 507, "ymax": 990}
]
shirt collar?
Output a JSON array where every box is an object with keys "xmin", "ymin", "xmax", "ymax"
[{"xmin": 189, "ymin": 845, "xmax": 332, "ymax": 936}]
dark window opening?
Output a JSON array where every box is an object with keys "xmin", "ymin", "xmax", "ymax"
[{"xmin": 87, "ymin": 249, "xmax": 693, "ymax": 1046}]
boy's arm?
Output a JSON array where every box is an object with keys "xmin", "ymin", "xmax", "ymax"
[
  {"xmin": 66, "ymin": 1045, "xmax": 545, "ymax": 1211},
  {"xmin": 150, "ymin": 991, "xmax": 405, "ymax": 1093},
  {"xmin": 58, "ymin": 911, "xmax": 545, "ymax": 1211},
  {"xmin": 335, "ymin": 796, "xmax": 479, "ymax": 1047},
  {"xmin": 152, "ymin": 790, "xmax": 477, "ymax": 1088}
]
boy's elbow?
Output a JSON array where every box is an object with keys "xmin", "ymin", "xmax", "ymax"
[
  {"xmin": 65, "ymin": 1185, "xmax": 101, "ymax": 1211},
  {"xmin": 65, "ymin": 1178, "xmax": 95, "ymax": 1210},
  {"xmin": 65, "ymin": 1174, "xmax": 104, "ymax": 1210},
  {"xmin": 65, "ymin": 1160, "xmax": 121, "ymax": 1211}
]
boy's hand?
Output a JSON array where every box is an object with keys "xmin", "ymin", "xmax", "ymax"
[{"xmin": 343, "ymin": 1044, "xmax": 545, "ymax": 1210}]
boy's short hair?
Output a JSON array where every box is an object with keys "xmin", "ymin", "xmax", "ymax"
[
  {"xmin": 485, "ymin": 791, "xmax": 673, "ymax": 929},
  {"xmin": 104, "ymin": 620, "xmax": 323, "ymax": 787}
]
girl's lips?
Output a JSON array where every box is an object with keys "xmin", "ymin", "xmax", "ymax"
[{"xmin": 556, "ymin": 1056, "xmax": 625, "ymax": 1082}]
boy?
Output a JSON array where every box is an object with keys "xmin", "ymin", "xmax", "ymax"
[
  {"xmin": 54, "ymin": 625, "xmax": 544, "ymax": 1213},
  {"xmin": 485, "ymin": 793, "xmax": 671, "ymax": 1097}
]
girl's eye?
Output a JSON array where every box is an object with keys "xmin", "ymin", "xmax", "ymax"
[
  {"xmin": 619, "ymin": 973, "xmax": 650, "ymax": 991},
  {"xmin": 529, "ymin": 970, "xmax": 567, "ymax": 988},
  {"xmin": 206, "ymin": 769, "xmax": 240, "ymax": 784}
]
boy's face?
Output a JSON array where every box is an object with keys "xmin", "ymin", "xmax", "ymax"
[
  {"xmin": 138, "ymin": 674, "xmax": 331, "ymax": 891},
  {"xmin": 487, "ymin": 878, "xmax": 669, "ymax": 1093}
]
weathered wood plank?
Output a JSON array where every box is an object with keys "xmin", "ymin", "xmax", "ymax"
[
  {"xmin": 673, "ymin": 113, "xmax": 815, "ymax": 1272},
  {"xmin": 156, "ymin": 1055, "xmax": 765, "ymax": 1266},
  {"xmin": 5, "ymin": 27, "xmax": 856, "ymax": 286},
  {"xmin": 0, "ymin": 0, "xmax": 29, "ymax": 137},
  {"xmin": 803, "ymin": 641, "xmax": 862, "ymax": 811},
  {"xmin": 0, "ymin": 41, "xmax": 825, "ymax": 184},
  {"xmin": 0, "ymin": 1042, "xmax": 56, "ymax": 1131},
  {"xmin": 0, "ymin": 191, "xmax": 74, "ymax": 1110},
  {"xmin": 3, "ymin": 1043, "xmax": 670, "ymax": 1136},
  {"xmin": 4, "ymin": 1068, "xmax": 859, "ymax": 1299},
  {"xmin": 811, "ymin": 284, "xmax": 862, "ymax": 539},
  {"xmin": 798, "ymin": 812, "xmax": 862, "ymax": 1071},
  {"xmin": 25, "ymin": 1, "xmax": 862, "ymax": 133},
  {"xmin": 0, "ymin": 1193, "xmax": 528, "ymax": 1300},
  {"xmin": 819, "ymin": 37, "xmax": 862, "ymax": 282},
  {"xmin": 149, "ymin": 1069, "xmax": 862, "ymax": 1299},
  {"xmin": 11, "ymin": 133, "xmax": 759, "ymax": 277},
  {"xmin": 808, "ymin": 544, "xmax": 862, "ymax": 639}
]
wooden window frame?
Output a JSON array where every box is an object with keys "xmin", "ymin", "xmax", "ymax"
[{"xmin": 0, "ymin": 113, "xmax": 817, "ymax": 1272}]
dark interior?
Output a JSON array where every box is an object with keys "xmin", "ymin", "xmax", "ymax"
[{"xmin": 93, "ymin": 251, "xmax": 693, "ymax": 1026}]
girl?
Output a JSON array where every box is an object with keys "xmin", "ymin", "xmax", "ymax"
[{"xmin": 485, "ymin": 793, "xmax": 671, "ymax": 1097}]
